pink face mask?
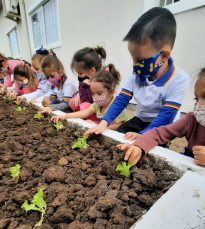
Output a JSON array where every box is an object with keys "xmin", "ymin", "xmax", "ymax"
[
  {"xmin": 1, "ymin": 66, "xmax": 9, "ymax": 73},
  {"xmin": 49, "ymin": 73, "xmax": 61, "ymax": 87},
  {"xmin": 93, "ymin": 89, "xmax": 111, "ymax": 106}
]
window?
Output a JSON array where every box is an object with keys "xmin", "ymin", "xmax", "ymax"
[
  {"xmin": 7, "ymin": 27, "xmax": 21, "ymax": 58},
  {"xmin": 143, "ymin": 0, "xmax": 205, "ymax": 14},
  {"xmin": 28, "ymin": 0, "xmax": 60, "ymax": 51}
]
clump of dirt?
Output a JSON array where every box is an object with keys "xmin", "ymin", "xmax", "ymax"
[{"xmin": 0, "ymin": 96, "xmax": 180, "ymax": 228}]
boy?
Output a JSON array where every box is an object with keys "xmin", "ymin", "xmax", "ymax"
[{"xmin": 84, "ymin": 7, "xmax": 190, "ymax": 139}]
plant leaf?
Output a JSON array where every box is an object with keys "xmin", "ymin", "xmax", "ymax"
[
  {"xmin": 72, "ymin": 136, "xmax": 89, "ymax": 149},
  {"xmin": 31, "ymin": 188, "xmax": 47, "ymax": 212},
  {"xmin": 15, "ymin": 106, "xmax": 22, "ymax": 111},
  {"xmin": 23, "ymin": 107, "xmax": 27, "ymax": 110},
  {"xmin": 54, "ymin": 121, "xmax": 64, "ymax": 131},
  {"xmin": 10, "ymin": 164, "xmax": 21, "ymax": 178},
  {"xmin": 14, "ymin": 101, "xmax": 19, "ymax": 105},
  {"xmin": 21, "ymin": 200, "xmax": 37, "ymax": 211},
  {"xmin": 116, "ymin": 161, "xmax": 135, "ymax": 178}
]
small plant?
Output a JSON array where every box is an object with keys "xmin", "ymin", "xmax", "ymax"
[
  {"xmin": 21, "ymin": 188, "xmax": 47, "ymax": 227},
  {"xmin": 116, "ymin": 162, "xmax": 135, "ymax": 178},
  {"xmin": 2, "ymin": 96, "xmax": 7, "ymax": 99},
  {"xmin": 23, "ymin": 107, "xmax": 27, "ymax": 110},
  {"xmin": 10, "ymin": 164, "xmax": 21, "ymax": 178},
  {"xmin": 8, "ymin": 97, "xmax": 14, "ymax": 100},
  {"xmin": 72, "ymin": 136, "xmax": 89, "ymax": 149},
  {"xmin": 15, "ymin": 106, "xmax": 22, "ymax": 111},
  {"xmin": 54, "ymin": 121, "xmax": 64, "ymax": 131},
  {"xmin": 34, "ymin": 111, "xmax": 43, "ymax": 120},
  {"xmin": 14, "ymin": 101, "xmax": 19, "ymax": 105}
]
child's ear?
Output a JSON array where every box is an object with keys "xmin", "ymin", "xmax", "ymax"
[
  {"xmin": 110, "ymin": 88, "xmax": 115, "ymax": 96},
  {"xmin": 59, "ymin": 69, "xmax": 64, "ymax": 76},
  {"xmin": 161, "ymin": 49, "xmax": 171, "ymax": 63},
  {"xmin": 90, "ymin": 67, "xmax": 96, "ymax": 74}
]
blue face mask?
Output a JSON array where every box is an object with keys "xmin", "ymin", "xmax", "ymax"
[{"xmin": 133, "ymin": 50, "xmax": 164, "ymax": 80}]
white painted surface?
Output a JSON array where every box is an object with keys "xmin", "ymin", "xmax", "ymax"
[{"xmin": 131, "ymin": 171, "xmax": 205, "ymax": 229}]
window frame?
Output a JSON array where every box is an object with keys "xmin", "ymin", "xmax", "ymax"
[
  {"xmin": 5, "ymin": 24, "xmax": 22, "ymax": 59},
  {"xmin": 26, "ymin": 0, "xmax": 61, "ymax": 54},
  {"xmin": 143, "ymin": 0, "xmax": 205, "ymax": 14}
]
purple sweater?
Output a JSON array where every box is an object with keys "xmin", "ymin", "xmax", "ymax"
[
  {"xmin": 79, "ymin": 82, "xmax": 93, "ymax": 104},
  {"xmin": 133, "ymin": 112, "xmax": 205, "ymax": 157}
]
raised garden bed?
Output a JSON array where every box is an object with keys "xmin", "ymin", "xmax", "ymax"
[{"xmin": 0, "ymin": 96, "xmax": 181, "ymax": 229}]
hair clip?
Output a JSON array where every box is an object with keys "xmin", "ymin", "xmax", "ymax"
[
  {"xmin": 36, "ymin": 45, "xmax": 48, "ymax": 54},
  {"xmin": 22, "ymin": 62, "xmax": 25, "ymax": 67},
  {"xmin": 105, "ymin": 67, "xmax": 109, "ymax": 72}
]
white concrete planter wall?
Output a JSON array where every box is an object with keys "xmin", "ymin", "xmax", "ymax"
[{"xmin": 34, "ymin": 102, "xmax": 205, "ymax": 229}]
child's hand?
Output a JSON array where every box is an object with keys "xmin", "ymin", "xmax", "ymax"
[
  {"xmin": 17, "ymin": 96, "xmax": 25, "ymax": 104},
  {"xmin": 83, "ymin": 79, "xmax": 91, "ymax": 85},
  {"xmin": 7, "ymin": 92, "xmax": 18, "ymax": 99},
  {"xmin": 84, "ymin": 120, "xmax": 108, "ymax": 136},
  {"xmin": 124, "ymin": 132, "xmax": 141, "ymax": 141},
  {"xmin": 193, "ymin": 146, "xmax": 205, "ymax": 166},
  {"xmin": 42, "ymin": 96, "xmax": 51, "ymax": 106},
  {"xmin": 74, "ymin": 93, "xmax": 80, "ymax": 106},
  {"xmin": 51, "ymin": 114, "xmax": 67, "ymax": 124},
  {"xmin": 30, "ymin": 99, "xmax": 37, "ymax": 104},
  {"xmin": 39, "ymin": 107, "xmax": 52, "ymax": 114},
  {"xmin": 0, "ymin": 88, "xmax": 4, "ymax": 94},
  {"xmin": 117, "ymin": 143, "xmax": 143, "ymax": 165}
]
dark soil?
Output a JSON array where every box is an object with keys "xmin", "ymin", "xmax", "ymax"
[{"xmin": 0, "ymin": 96, "xmax": 180, "ymax": 229}]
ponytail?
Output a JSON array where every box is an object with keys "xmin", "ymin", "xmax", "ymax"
[
  {"xmin": 92, "ymin": 63, "xmax": 121, "ymax": 90},
  {"xmin": 71, "ymin": 46, "xmax": 106, "ymax": 73}
]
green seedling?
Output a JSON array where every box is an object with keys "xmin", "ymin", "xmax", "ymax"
[
  {"xmin": 54, "ymin": 121, "xmax": 64, "ymax": 131},
  {"xmin": 21, "ymin": 188, "xmax": 47, "ymax": 227},
  {"xmin": 116, "ymin": 162, "xmax": 135, "ymax": 178},
  {"xmin": 8, "ymin": 97, "xmax": 14, "ymax": 100},
  {"xmin": 15, "ymin": 106, "xmax": 22, "ymax": 111},
  {"xmin": 10, "ymin": 164, "xmax": 21, "ymax": 178},
  {"xmin": 2, "ymin": 96, "xmax": 7, "ymax": 99},
  {"xmin": 23, "ymin": 107, "xmax": 27, "ymax": 110},
  {"xmin": 34, "ymin": 111, "xmax": 43, "ymax": 120},
  {"xmin": 14, "ymin": 101, "xmax": 19, "ymax": 105},
  {"xmin": 72, "ymin": 136, "xmax": 89, "ymax": 149}
]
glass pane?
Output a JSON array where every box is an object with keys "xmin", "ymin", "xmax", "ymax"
[
  {"xmin": 31, "ymin": 8, "xmax": 45, "ymax": 48},
  {"xmin": 9, "ymin": 29, "xmax": 20, "ymax": 57},
  {"xmin": 159, "ymin": 0, "xmax": 165, "ymax": 7},
  {"xmin": 174, "ymin": 0, "xmax": 180, "ymax": 2},
  {"xmin": 43, "ymin": 0, "xmax": 59, "ymax": 44},
  {"xmin": 166, "ymin": 0, "xmax": 173, "ymax": 5}
]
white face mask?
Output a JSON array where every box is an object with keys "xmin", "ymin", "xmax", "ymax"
[
  {"xmin": 36, "ymin": 72, "xmax": 46, "ymax": 80},
  {"xmin": 194, "ymin": 105, "xmax": 205, "ymax": 127},
  {"xmin": 1, "ymin": 66, "xmax": 8, "ymax": 73}
]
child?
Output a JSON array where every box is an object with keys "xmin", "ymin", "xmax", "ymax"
[
  {"xmin": 51, "ymin": 64, "xmax": 129, "ymax": 130},
  {"xmin": 17, "ymin": 47, "xmax": 51, "ymax": 104},
  {"xmin": 84, "ymin": 7, "xmax": 190, "ymax": 139},
  {"xmin": 7, "ymin": 63, "xmax": 38, "ymax": 98},
  {"xmin": 70, "ymin": 46, "xmax": 106, "ymax": 122},
  {"xmin": 0, "ymin": 54, "xmax": 35, "ymax": 94},
  {"xmin": 39, "ymin": 51, "xmax": 78, "ymax": 114},
  {"xmin": 0, "ymin": 72, "xmax": 6, "ymax": 88},
  {"xmin": 117, "ymin": 68, "xmax": 205, "ymax": 166}
]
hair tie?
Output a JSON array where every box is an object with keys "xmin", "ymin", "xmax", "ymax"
[
  {"xmin": 22, "ymin": 62, "xmax": 25, "ymax": 67},
  {"xmin": 105, "ymin": 67, "xmax": 109, "ymax": 72},
  {"xmin": 36, "ymin": 45, "xmax": 48, "ymax": 54}
]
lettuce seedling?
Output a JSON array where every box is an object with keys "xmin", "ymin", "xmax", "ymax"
[
  {"xmin": 2, "ymin": 96, "xmax": 7, "ymax": 99},
  {"xmin": 21, "ymin": 188, "xmax": 47, "ymax": 226},
  {"xmin": 34, "ymin": 111, "xmax": 43, "ymax": 120},
  {"xmin": 54, "ymin": 121, "xmax": 64, "ymax": 131},
  {"xmin": 72, "ymin": 136, "xmax": 89, "ymax": 149},
  {"xmin": 14, "ymin": 101, "xmax": 19, "ymax": 105},
  {"xmin": 8, "ymin": 97, "xmax": 14, "ymax": 100},
  {"xmin": 15, "ymin": 106, "xmax": 22, "ymax": 111},
  {"xmin": 116, "ymin": 162, "xmax": 135, "ymax": 178},
  {"xmin": 10, "ymin": 164, "xmax": 21, "ymax": 178},
  {"xmin": 23, "ymin": 107, "xmax": 27, "ymax": 110}
]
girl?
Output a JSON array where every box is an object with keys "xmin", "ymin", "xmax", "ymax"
[
  {"xmin": 117, "ymin": 68, "xmax": 205, "ymax": 166},
  {"xmin": 51, "ymin": 64, "xmax": 129, "ymax": 130},
  {"xmin": 7, "ymin": 63, "xmax": 39, "ymax": 98},
  {"xmin": 0, "ymin": 54, "xmax": 36, "ymax": 94},
  {"xmin": 0, "ymin": 72, "xmax": 6, "ymax": 88},
  {"xmin": 70, "ymin": 46, "xmax": 106, "ymax": 122},
  {"xmin": 39, "ymin": 51, "xmax": 78, "ymax": 114},
  {"xmin": 17, "ymin": 47, "xmax": 51, "ymax": 104}
]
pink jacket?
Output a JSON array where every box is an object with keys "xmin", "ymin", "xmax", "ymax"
[{"xmin": 4, "ymin": 60, "xmax": 36, "ymax": 89}]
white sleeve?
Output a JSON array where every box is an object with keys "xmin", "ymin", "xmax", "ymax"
[
  {"xmin": 36, "ymin": 90, "xmax": 52, "ymax": 103},
  {"xmin": 24, "ymin": 90, "xmax": 44, "ymax": 100}
]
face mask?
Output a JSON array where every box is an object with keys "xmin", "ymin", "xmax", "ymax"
[
  {"xmin": 1, "ymin": 66, "xmax": 9, "ymax": 73},
  {"xmin": 193, "ymin": 105, "xmax": 205, "ymax": 127},
  {"xmin": 49, "ymin": 73, "xmax": 61, "ymax": 87},
  {"xmin": 36, "ymin": 72, "xmax": 46, "ymax": 80},
  {"xmin": 93, "ymin": 89, "xmax": 111, "ymax": 106},
  {"xmin": 133, "ymin": 50, "xmax": 164, "ymax": 80},
  {"xmin": 78, "ymin": 75, "xmax": 90, "ymax": 82}
]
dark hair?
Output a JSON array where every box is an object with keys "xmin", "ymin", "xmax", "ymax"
[
  {"xmin": 123, "ymin": 7, "xmax": 176, "ymax": 50},
  {"xmin": 14, "ymin": 64, "xmax": 37, "ymax": 92},
  {"xmin": 32, "ymin": 49, "xmax": 50, "ymax": 62},
  {"xmin": 198, "ymin": 67, "xmax": 205, "ymax": 78},
  {"xmin": 0, "ymin": 54, "xmax": 8, "ymax": 68},
  {"xmin": 92, "ymin": 64, "xmax": 121, "ymax": 90},
  {"xmin": 41, "ymin": 50, "xmax": 64, "ymax": 72},
  {"xmin": 71, "ymin": 46, "xmax": 106, "ymax": 72}
]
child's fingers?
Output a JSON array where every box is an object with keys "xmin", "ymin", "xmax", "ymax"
[
  {"xmin": 129, "ymin": 134, "xmax": 139, "ymax": 141},
  {"xmin": 192, "ymin": 146, "xmax": 203, "ymax": 152},
  {"xmin": 124, "ymin": 132, "xmax": 133, "ymax": 140},
  {"xmin": 194, "ymin": 159, "xmax": 201, "ymax": 165},
  {"xmin": 124, "ymin": 147, "xmax": 134, "ymax": 161},
  {"xmin": 118, "ymin": 143, "xmax": 130, "ymax": 150}
]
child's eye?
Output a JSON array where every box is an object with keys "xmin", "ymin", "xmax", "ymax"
[{"xmin": 194, "ymin": 97, "xmax": 198, "ymax": 102}]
